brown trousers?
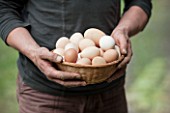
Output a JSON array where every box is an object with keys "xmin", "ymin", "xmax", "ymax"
[{"xmin": 16, "ymin": 75, "xmax": 128, "ymax": 113}]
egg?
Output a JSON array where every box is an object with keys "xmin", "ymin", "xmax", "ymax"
[
  {"xmin": 56, "ymin": 37, "xmax": 70, "ymax": 49},
  {"xmin": 78, "ymin": 39, "xmax": 95, "ymax": 51},
  {"xmin": 84, "ymin": 28, "xmax": 106, "ymax": 46},
  {"xmin": 99, "ymin": 35, "xmax": 115, "ymax": 51},
  {"xmin": 64, "ymin": 48, "xmax": 78, "ymax": 63},
  {"xmin": 76, "ymin": 58, "xmax": 92, "ymax": 65},
  {"xmin": 70, "ymin": 32, "xmax": 84, "ymax": 45},
  {"xmin": 103, "ymin": 49, "xmax": 119, "ymax": 63},
  {"xmin": 80, "ymin": 46, "xmax": 100, "ymax": 60},
  {"xmin": 55, "ymin": 28, "xmax": 120, "ymax": 66},
  {"xmin": 92, "ymin": 56, "xmax": 106, "ymax": 65},
  {"xmin": 53, "ymin": 48, "xmax": 65, "ymax": 56},
  {"xmin": 65, "ymin": 42, "xmax": 79, "ymax": 52}
]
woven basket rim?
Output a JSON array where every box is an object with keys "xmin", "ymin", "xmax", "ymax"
[{"xmin": 56, "ymin": 55, "xmax": 124, "ymax": 68}]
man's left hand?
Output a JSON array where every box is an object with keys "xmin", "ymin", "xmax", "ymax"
[{"xmin": 107, "ymin": 28, "xmax": 133, "ymax": 82}]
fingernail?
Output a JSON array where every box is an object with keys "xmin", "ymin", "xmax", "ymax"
[{"xmin": 56, "ymin": 55, "xmax": 63, "ymax": 63}]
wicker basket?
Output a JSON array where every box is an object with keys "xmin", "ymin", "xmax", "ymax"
[{"xmin": 56, "ymin": 55, "xmax": 124, "ymax": 84}]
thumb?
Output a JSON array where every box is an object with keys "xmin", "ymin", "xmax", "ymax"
[
  {"xmin": 48, "ymin": 52, "xmax": 63, "ymax": 63},
  {"xmin": 114, "ymin": 33, "xmax": 128, "ymax": 55},
  {"xmin": 39, "ymin": 47, "xmax": 63, "ymax": 63}
]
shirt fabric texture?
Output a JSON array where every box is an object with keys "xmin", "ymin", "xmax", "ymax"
[{"xmin": 0, "ymin": 0, "xmax": 152, "ymax": 96}]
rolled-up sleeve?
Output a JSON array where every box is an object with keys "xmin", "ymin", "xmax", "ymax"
[
  {"xmin": 124, "ymin": 0, "xmax": 152, "ymax": 18},
  {"xmin": 0, "ymin": 0, "xmax": 29, "ymax": 44}
]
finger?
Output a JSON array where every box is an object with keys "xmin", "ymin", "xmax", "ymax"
[
  {"xmin": 37, "ymin": 58, "xmax": 53, "ymax": 73},
  {"xmin": 38, "ymin": 60, "xmax": 83, "ymax": 80},
  {"xmin": 52, "ymin": 79, "xmax": 87, "ymax": 87},
  {"xmin": 118, "ymin": 41, "xmax": 133, "ymax": 69},
  {"xmin": 115, "ymin": 34, "xmax": 128, "ymax": 55},
  {"xmin": 112, "ymin": 29, "xmax": 129, "ymax": 55},
  {"xmin": 47, "ymin": 69, "xmax": 83, "ymax": 80},
  {"xmin": 45, "ymin": 68, "xmax": 87, "ymax": 87},
  {"xmin": 38, "ymin": 47, "xmax": 63, "ymax": 63},
  {"xmin": 35, "ymin": 58, "xmax": 84, "ymax": 87}
]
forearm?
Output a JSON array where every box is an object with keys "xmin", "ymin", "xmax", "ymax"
[
  {"xmin": 0, "ymin": 0, "xmax": 29, "ymax": 42},
  {"xmin": 115, "ymin": 6, "xmax": 149, "ymax": 37},
  {"xmin": 111, "ymin": 6, "xmax": 149, "ymax": 69},
  {"xmin": 6, "ymin": 27, "xmax": 85, "ymax": 87},
  {"xmin": 6, "ymin": 27, "xmax": 40, "ymax": 61}
]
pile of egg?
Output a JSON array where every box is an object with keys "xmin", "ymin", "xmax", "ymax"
[{"xmin": 53, "ymin": 28, "xmax": 120, "ymax": 66}]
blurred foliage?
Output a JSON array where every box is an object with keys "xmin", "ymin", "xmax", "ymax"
[
  {"xmin": 0, "ymin": 41, "xmax": 18, "ymax": 113},
  {"xmin": 127, "ymin": 58, "xmax": 169, "ymax": 113},
  {"xmin": 0, "ymin": 1, "xmax": 170, "ymax": 113},
  {"xmin": 126, "ymin": 0, "xmax": 170, "ymax": 113}
]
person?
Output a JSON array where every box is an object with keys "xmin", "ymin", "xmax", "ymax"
[{"xmin": 0, "ymin": 0, "xmax": 152, "ymax": 113}]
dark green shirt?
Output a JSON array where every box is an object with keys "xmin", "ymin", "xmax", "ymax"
[{"xmin": 0, "ymin": 0, "xmax": 152, "ymax": 96}]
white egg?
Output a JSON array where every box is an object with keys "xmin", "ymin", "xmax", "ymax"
[
  {"xmin": 64, "ymin": 42, "xmax": 79, "ymax": 52},
  {"xmin": 55, "ymin": 37, "xmax": 70, "ymax": 49},
  {"xmin": 70, "ymin": 32, "xmax": 84, "ymax": 45},
  {"xmin": 80, "ymin": 46, "xmax": 100, "ymax": 60},
  {"xmin": 53, "ymin": 48, "xmax": 65, "ymax": 56},
  {"xmin": 76, "ymin": 58, "xmax": 92, "ymax": 65},
  {"xmin": 78, "ymin": 38, "xmax": 95, "ymax": 51},
  {"xmin": 84, "ymin": 28, "xmax": 106, "ymax": 46},
  {"xmin": 99, "ymin": 35, "xmax": 115, "ymax": 51}
]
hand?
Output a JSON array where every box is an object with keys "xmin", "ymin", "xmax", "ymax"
[
  {"xmin": 111, "ymin": 28, "xmax": 133, "ymax": 69},
  {"xmin": 31, "ymin": 47, "xmax": 87, "ymax": 87},
  {"xmin": 107, "ymin": 28, "xmax": 133, "ymax": 82}
]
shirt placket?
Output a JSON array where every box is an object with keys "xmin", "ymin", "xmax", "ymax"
[{"xmin": 61, "ymin": 0, "xmax": 66, "ymax": 36}]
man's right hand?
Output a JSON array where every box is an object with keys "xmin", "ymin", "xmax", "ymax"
[
  {"xmin": 7, "ymin": 27, "xmax": 86, "ymax": 87},
  {"xmin": 31, "ymin": 47, "xmax": 87, "ymax": 87}
]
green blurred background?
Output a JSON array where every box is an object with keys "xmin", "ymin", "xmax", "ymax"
[{"xmin": 0, "ymin": 1, "xmax": 169, "ymax": 113}]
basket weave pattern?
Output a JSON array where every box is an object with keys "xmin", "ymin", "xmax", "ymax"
[{"xmin": 56, "ymin": 55, "xmax": 124, "ymax": 84}]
